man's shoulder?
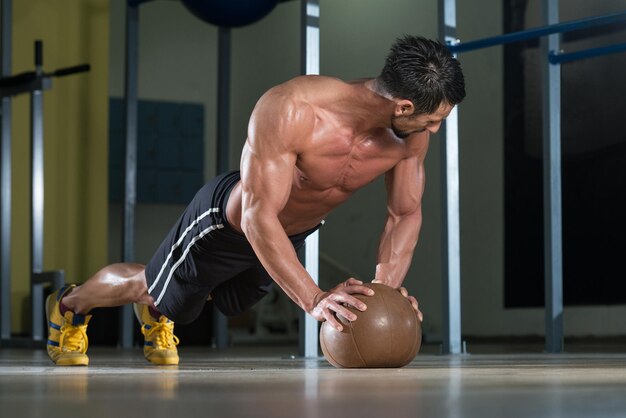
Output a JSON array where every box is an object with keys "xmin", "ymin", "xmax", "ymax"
[
  {"xmin": 288, "ymin": 74, "xmax": 346, "ymax": 86},
  {"xmin": 258, "ymin": 76, "xmax": 349, "ymax": 111},
  {"xmin": 272, "ymin": 75, "xmax": 349, "ymax": 96}
]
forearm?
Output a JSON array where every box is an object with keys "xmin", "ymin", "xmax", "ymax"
[
  {"xmin": 242, "ymin": 211, "xmax": 321, "ymax": 312},
  {"xmin": 374, "ymin": 213, "xmax": 421, "ymax": 288}
]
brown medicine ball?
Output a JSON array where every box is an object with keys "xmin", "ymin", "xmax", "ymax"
[{"xmin": 320, "ymin": 283, "xmax": 421, "ymax": 368}]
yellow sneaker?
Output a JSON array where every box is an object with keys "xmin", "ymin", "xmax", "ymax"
[
  {"xmin": 133, "ymin": 304, "xmax": 179, "ymax": 365},
  {"xmin": 46, "ymin": 285, "xmax": 91, "ymax": 366}
]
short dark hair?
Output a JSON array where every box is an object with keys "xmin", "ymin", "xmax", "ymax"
[{"xmin": 379, "ymin": 35, "xmax": 465, "ymax": 114}]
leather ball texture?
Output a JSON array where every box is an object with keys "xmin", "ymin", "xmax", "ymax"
[{"xmin": 320, "ymin": 283, "xmax": 422, "ymax": 368}]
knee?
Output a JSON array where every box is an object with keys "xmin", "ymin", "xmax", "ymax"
[
  {"xmin": 168, "ymin": 312, "xmax": 199, "ymax": 325},
  {"xmin": 156, "ymin": 302, "xmax": 205, "ymax": 325},
  {"xmin": 128, "ymin": 270, "xmax": 152, "ymax": 305},
  {"xmin": 212, "ymin": 283, "xmax": 273, "ymax": 317},
  {"xmin": 213, "ymin": 299, "xmax": 244, "ymax": 317}
]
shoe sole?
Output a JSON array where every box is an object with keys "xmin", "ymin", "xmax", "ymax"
[
  {"xmin": 56, "ymin": 356, "xmax": 89, "ymax": 366},
  {"xmin": 147, "ymin": 356, "xmax": 179, "ymax": 366}
]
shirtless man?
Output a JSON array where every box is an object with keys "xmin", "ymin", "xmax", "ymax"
[{"xmin": 45, "ymin": 35, "xmax": 465, "ymax": 366}]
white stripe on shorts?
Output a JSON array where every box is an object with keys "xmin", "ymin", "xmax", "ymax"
[
  {"xmin": 148, "ymin": 207, "xmax": 220, "ymax": 295},
  {"xmin": 154, "ymin": 223, "xmax": 224, "ymax": 306}
]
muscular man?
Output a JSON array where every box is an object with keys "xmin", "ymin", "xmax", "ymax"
[{"xmin": 46, "ymin": 35, "xmax": 465, "ymax": 366}]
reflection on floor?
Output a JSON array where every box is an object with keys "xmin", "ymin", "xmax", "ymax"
[{"xmin": 1, "ymin": 342, "xmax": 626, "ymax": 418}]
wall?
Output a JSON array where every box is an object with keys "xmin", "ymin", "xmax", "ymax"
[{"xmin": 7, "ymin": 0, "xmax": 109, "ymax": 333}]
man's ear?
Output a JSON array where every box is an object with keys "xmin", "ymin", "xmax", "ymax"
[{"xmin": 394, "ymin": 99, "xmax": 415, "ymax": 117}]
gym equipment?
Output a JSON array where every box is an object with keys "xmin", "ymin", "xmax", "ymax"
[
  {"xmin": 439, "ymin": 3, "xmax": 626, "ymax": 354},
  {"xmin": 181, "ymin": 0, "xmax": 279, "ymax": 28},
  {"xmin": 0, "ymin": 39, "xmax": 89, "ymax": 345},
  {"xmin": 320, "ymin": 283, "xmax": 421, "ymax": 368},
  {"xmin": 299, "ymin": 0, "xmax": 320, "ymax": 358}
]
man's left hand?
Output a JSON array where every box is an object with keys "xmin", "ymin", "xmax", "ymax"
[
  {"xmin": 398, "ymin": 286, "xmax": 423, "ymax": 322},
  {"xmin": 372, "ymin": 279, "xmax": 423, "ymax": 322}
]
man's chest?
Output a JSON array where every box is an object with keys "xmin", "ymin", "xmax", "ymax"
[{"xmin": 295, "ymin": 134, "xmax": 409, "ymax": 191}]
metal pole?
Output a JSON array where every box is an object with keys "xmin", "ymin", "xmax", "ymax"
[
  {"xmin": 213, "ymin": 26, "xmax": 231, "ymax": 349},
  {"xmin": 120, "ymin": 0, "xmax": 139, "ymax": 348},
  {"xmin": 439, "ymin": 0, "xmax": 462, "ymax": 355},
  {"xmin": 31, "ymin": 41, "xmax": 44, "ymax": 276},
  {"xmin": 542, "ymin": 0, "xmax": 563, "ymax": 353},
  {"xmin": 30, "ymin": 41, "xmax": 45, "ymax": 342},
  {"xmin": 0, "ymin": 0, "xmax": 12, "ymax": 342},
  {"xmin": 217, "ymin": 27, "xmax": 231, "ymax": 174},
  {"xmin": 299, "ymin": 0, "xmax": 320, "ymax": 358},
  {"xmin": 549, "ymin": 42, "xmax": 626, "ymax": 65},
  {"xmin": 448, "ymin": 10, "xmax": 626, "ymax": 54}
]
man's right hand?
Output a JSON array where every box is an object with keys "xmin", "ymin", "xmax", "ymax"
[{"xmin": 310, "ymin": 278, "xmax": 374, "ymax": 331}]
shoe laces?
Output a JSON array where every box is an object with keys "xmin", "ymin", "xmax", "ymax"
[
  {"xmin": 142, "ymin": 317, "xmax": 180, "ymax": 350},
  {"xmin": 59, "ymin": 323, "xmax": 89, "ymax": 354}
]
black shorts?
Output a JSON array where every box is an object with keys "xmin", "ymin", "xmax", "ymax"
[{"xmin": 145, "ymin": 170, "xmax": 321, "ymax": 324}]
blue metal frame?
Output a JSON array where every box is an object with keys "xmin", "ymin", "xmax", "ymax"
[
  {"xmin": 448, "ymin": 10, "xmax": 626, "ymax": 54},
  {"xmin": 541, "ymin": 0, "xmax": 563, "ymax": 354},
  {"xmin": 550, "ymin": 42, "xmax": 626, "ymax": 64}
]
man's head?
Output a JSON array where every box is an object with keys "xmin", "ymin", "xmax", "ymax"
[{"xmin": 378, "ymin": 35, "xmax": 465, "ymax": 137}]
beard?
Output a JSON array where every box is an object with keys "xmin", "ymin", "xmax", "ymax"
[
  {"xmin": 391, "ymin": 116, "xmax": 426, "ymax": 139},
  {"xmin": 391, "ymin": 117, "xmax": 411, "ymax": 139},
  {"xmin": 391, "ymin": 115, "xmax": 415, "ymax": 139},
  {"xmin": 391, "ymin": 126, "xmax": 411, "ymax": 139}
]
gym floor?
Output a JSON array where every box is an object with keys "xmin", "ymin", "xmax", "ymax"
[{"xmin": 2, "ymin": 343, "xmax": 626, "ymax": 418}]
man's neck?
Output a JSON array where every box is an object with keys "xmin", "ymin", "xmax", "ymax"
[{"xmin": 365, "ymin": 78, "xmax": 393, "ymax": 100}]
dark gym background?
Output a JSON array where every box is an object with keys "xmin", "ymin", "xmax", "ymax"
[{"xmin": 504, "ymin": 0, "xmax": 626, "ymax": 307}]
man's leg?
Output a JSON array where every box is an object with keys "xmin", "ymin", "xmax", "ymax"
[
  {"xmin": 211, "ymin": 266, "xmax": 274, "ymax": 317},
  {"xmin": 46, "ymin": 263, "xmax": 179, "ymax": 366},
  {"xmin": 60, "ymin": 263, "xmax": 153, "ymax": 314}
]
